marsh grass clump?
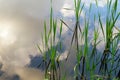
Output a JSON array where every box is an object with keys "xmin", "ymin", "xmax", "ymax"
[
  {"xmin": 97, "ymin": 0, "xmax": 120, "ymax": 78},
  {"xmin": 37, "ymin": 0, "xmax": 120, "ymax": 80},
  {"xmin": 61, "ymin": 0, "xmax": 86, "ymax": 79},
  {"xmin": 36, "ymin": 0, "xmax": 64, "ymax": 80}
]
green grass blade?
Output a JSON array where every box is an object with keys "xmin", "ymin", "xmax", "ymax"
[
  {"xmin": 37, "ymin": 44, "xmax": 43, "ymax": 54},
  {"xmin": 44, "ymin": 21, "xmax": 48, "ymax": 47},
  {"xmin": 60, "ymin": 20, "xmax": 63, "ymax": 37},
  {"xmin": 60, "ymin": 19, "xmax": 73, "ymax": 32},
  {"xmin": 98, "ymin": 14, "xmax": 105, "ymax": 41}
]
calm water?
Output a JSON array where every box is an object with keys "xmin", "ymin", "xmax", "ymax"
[{"xmin": 0, "ymin": 0, "xmax": 120, "ymax": 80}]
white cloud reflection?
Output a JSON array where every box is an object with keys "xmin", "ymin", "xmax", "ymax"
[
  {"xmin": 0, "ymin": 0, "xmax": 64, "ymax": 79},
  {"xmin": 61, "ymin": 0, "xmax": 114, "ymax": 17}
]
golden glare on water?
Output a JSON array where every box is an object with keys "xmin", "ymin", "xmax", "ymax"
[
  {"xmin": 0, "ymin": 23, "xmax": 16, "ymax": 45},
  {"xmin": 0, "ymin": 28, "xmax": 9, "ymax": 39}
]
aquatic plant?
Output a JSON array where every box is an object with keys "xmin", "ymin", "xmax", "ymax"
[{"xmin": 37, "ymin": 0, "xmax": 120, "ymax": 80}]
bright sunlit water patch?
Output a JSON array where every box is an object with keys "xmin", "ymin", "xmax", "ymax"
[
  {"xmin": 0, "ymin": 28, "xmax": 9, "ymax": 39},
  {"xmin": 0, "ymin": 23, "xmax": 16, "ymax": 45}
]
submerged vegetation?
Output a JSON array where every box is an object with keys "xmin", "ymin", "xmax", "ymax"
[{"xmin": 37, "ymin": 0, "xmax": 120, "ymax": 80}]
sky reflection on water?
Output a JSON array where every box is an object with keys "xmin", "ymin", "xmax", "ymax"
[{"xmin": 0, "ymin": 0, "xmax": 119, "ymax": 80}]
